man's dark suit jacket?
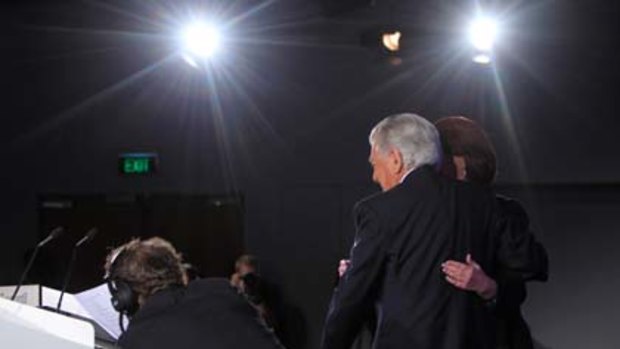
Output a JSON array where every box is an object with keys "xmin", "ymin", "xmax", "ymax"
[
  {"xmin": 322, "ymin": 165, "xmax": 537, "ymax": 349},
  {"xmin": 118, "ymin": 278, "xmax": 284, "ymax": 349}
]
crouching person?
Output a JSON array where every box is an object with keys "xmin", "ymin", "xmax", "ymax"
[{"xmin": 105, "ymin": 237, "xmax": 284, "ymax": 349}]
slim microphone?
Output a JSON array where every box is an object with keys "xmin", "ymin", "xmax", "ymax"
[
  {"xmin": 75, "ymin": 227, "xmax": 98, "ymax": 248},
  {"xmin": 11, "ymin": 227, "xmax": 64, "ymax": 301},
  {"xmin": 56, "ymin": 228, "xmax": 98, "ymax": 311}
]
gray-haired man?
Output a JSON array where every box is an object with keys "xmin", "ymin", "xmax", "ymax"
[{"xmin": 322, "ymin": 113, "xmax": 503, "ymax": 349}]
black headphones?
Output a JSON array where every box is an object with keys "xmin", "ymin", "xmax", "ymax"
[{"xmin": 105, "ymin": 246, "xmax": 139, "ymax": 318}]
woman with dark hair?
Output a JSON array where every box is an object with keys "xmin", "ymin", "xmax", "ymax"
[{"xmin": 436, "ymin": 116, "xmax": 549, "ymax": 349}]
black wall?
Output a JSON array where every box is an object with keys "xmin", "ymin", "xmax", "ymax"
[{"xmin": 500, "ymin": 185, "xmax": 620, "ymax": 349}]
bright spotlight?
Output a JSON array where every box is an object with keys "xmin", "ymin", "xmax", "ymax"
[
  {"xmin": 382, "ymin": 31, "xmax": 401, "ymax": 52},
  {"xmin": 468, "ymin": 16, "xmax": 498, "ymax": 52},
  {"xmin": 181, "ymin": 21, "xmax": 220, "ymax": 59}
]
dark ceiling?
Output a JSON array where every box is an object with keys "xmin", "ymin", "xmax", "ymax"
[{"xmin": 1, "ymin": 0, "xmax": 619, "ymax": 185}]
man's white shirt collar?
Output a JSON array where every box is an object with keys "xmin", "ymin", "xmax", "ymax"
[{"xmin": 399, "ymin": 168, "xmax": 416, "ymax": 184}]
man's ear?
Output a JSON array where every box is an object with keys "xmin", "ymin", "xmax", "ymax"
[{"xmin": 389, "ymin": 148, "xmax": 405, "ymax": 175}]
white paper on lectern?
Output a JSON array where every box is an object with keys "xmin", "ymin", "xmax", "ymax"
[
  {"xmin": 39, "ymin": 283, "xmax": 124, "ymax": 340},
  {"xmin": 40, "ymin": 286, "xmax": 91, "ymax": 318},
  {"xmin": 75, "ymin": 283, "xmax": 124, "ymax": 339},
  {"xmin": 0, "ymin": 296, "xmax": 94, "ymax": 349}
]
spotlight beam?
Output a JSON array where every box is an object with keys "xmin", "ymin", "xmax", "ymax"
[
  {"xmin": 227, "ymin": 0, "xmax": 278, "ymax": 27},
  {"xmin": 10, "ymin": 54, "xmax": 176, "ymax": 150}
]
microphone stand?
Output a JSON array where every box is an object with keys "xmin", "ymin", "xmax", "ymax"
[
  {"xmin": 56, "ymin": 228, "xmax": 98, "ymax": 311},
  {"xmin": 11, "ymin": 227, "xmax": 64, "ymax": 301}
]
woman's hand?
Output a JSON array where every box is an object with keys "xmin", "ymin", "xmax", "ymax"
[{"xmin": 441, "ymin": 254, "xmax": 497, "ymax": 300}]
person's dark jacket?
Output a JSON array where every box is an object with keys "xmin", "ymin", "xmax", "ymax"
[
  {"xmin": 118, "ymin": 278, "xmax": 284, "ymax": 349},
  {"xmin": 494, "ymin": 196, "xmax": 549, "ymax": 349},
  {"xmin": 321, "ymin": 166, "xmax": 542, "ymax": 349}
]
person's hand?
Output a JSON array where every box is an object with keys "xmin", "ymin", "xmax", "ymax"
[
  {"xmin": 230, "ymin": 273, "xmax": 242, "ymax": 289},
  {"xmin": 337, "ymin": 259, "xmax": 351, "ymax": 278},
  {"xmin": 441, "ymin": 254, "xmax": 497, "ymax": 300}
]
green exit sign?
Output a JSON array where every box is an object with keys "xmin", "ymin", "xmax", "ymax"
[{"xmin": 119, "ymin": 153, "xmax": 158, "ymax": 175}]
